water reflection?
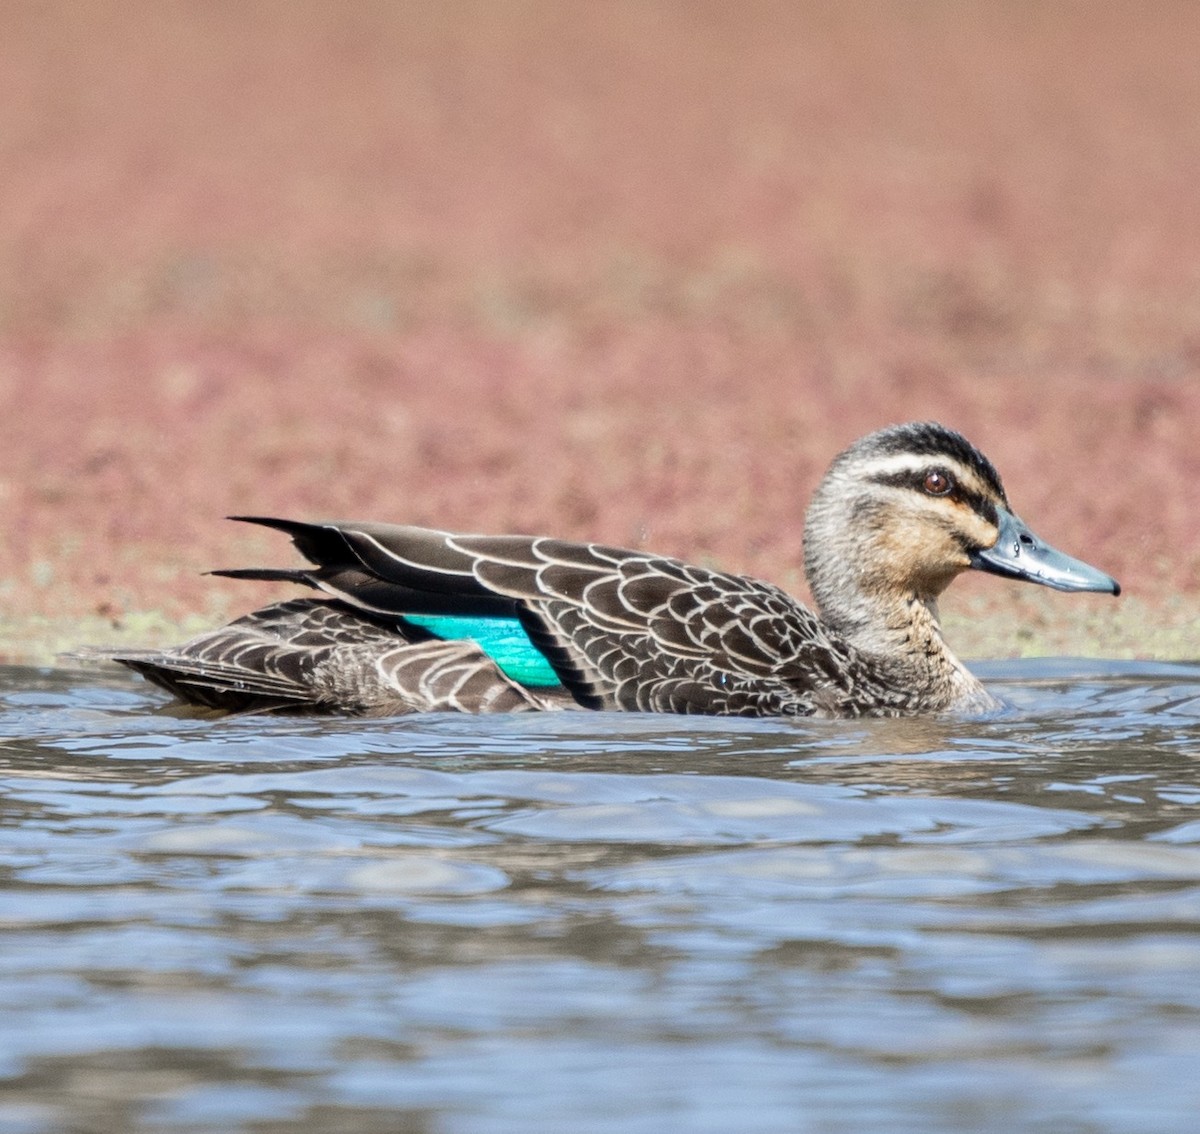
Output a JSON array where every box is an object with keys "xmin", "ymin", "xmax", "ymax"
[{"xmin": 1, "ymin": 660, "xmax": 1199, "ymax": 1133}]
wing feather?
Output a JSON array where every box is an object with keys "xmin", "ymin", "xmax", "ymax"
[{"xmin": 201, "ymin": 517, "xmax": 851, "ymax": 715}]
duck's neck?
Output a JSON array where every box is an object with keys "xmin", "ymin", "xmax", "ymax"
[
  {"xmin": 801, "ymin": 483, "xmax": 995, "ymax": 710},
  {"xmin": 819, "ymin": 586, "xmax": 991, "ymax": 709}
]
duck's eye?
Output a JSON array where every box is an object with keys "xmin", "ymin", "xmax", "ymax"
[{"xmin": 922, "ymin": 470, "xmax": 954, "ymax": 496}]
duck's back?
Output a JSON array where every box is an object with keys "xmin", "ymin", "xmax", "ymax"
[{"xmin": 105, "ymin": 517, "xmax": 936, "ymax": 718}]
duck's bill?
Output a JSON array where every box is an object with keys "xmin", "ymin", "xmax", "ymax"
[{"xmin": 969, "ymin": 508, "xmax": 1121, "ymax": 595}]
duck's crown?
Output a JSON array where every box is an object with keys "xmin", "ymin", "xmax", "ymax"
[{"xmin": 837, "ymin": 421, "xmax": 1007, "ymax": 501}]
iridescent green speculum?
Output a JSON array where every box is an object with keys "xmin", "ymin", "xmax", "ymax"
[{"xmin": 401, "ymin": 614, "xmax": 562, "ymax": 687}]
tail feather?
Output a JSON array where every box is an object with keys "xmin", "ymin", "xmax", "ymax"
[
  {"xmin": 209, "ymin": 567, "xmax": 314, "ymax": 584},
  {"xmin": 116, "ymin": 651, "xmax": 312, "ymax": 710}
]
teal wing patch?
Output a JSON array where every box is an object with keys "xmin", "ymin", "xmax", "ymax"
[{"xmin": 401, "ymin": 614, "xmax": 562, "ymax": 688}]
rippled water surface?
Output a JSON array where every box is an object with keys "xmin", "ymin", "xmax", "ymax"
[{"xmin": 2, "ymin": 660, "xmax": 1199, "ymax": 1133}]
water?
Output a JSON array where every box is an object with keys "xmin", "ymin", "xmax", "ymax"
[{"xmin": 2, "ymin": 659, "xmax": 1199, "ymax": 1134}]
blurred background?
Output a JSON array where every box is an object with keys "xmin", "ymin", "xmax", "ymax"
[{"xmin": 2, "ymin": 0, "xmax": 1197, "ymax": 659}]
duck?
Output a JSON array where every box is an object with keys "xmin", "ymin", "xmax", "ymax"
[{"xmin": 102, "ymin": 422, "xmax": 1119, "ymax": 718}]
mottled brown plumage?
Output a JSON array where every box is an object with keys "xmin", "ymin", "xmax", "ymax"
[{"xmin": 96, "ymin": 423, "xmax": 1119, "ymax": 718}]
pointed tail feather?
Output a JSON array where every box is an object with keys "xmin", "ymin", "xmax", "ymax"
[
  {"xmin": 228, "ymin": 515, "xmax": 391, "ymax": 573},
  {"xmin": 209, "ymin": 567, "xmax": 315, "ymax": 584}
]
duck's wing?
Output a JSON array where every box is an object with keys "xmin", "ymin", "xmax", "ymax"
[
  {"xmin": 223, "ymin": 518, "xmax": 852, "ymax": 715},
  {"xmin": 105, "ymin": 598, "xmax": 548, "ymax": 715}
]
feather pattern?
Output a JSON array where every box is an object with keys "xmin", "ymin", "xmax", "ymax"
[
  {"xmin": 93, "ymin": 422, "xmax": 1118, "ymax": 718},
  {"xmin": 108, "ymin": 599, "xmax": 553, "ymax": 715}
]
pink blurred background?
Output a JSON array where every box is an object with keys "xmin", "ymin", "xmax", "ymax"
[{"xmin": 1, "ymin": 2, "xmax": 1197, "ymax": 651}]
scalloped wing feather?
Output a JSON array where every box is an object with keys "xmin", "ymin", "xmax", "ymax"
[{"xmin": 183, "ymin": 518, "xmax": 902, "ymax": 716}]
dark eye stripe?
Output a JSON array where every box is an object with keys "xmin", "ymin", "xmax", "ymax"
[{"xmin": 869, "ymin": 470, "xmax": 999, "ymax": 526}]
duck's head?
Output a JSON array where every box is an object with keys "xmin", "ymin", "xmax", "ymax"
[{"xmin": 803, "ymin": 422, "xmax": 1119, "ymax": 640}]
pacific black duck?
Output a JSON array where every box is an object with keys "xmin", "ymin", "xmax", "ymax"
[{"xmin": 100, "ymin": 422, "xmax": 1119, "ymax": 718}]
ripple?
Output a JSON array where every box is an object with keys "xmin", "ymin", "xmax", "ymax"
[{"xmin": 2, "ymin": 661, "xmax": 1199, "ymax": 1133}]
